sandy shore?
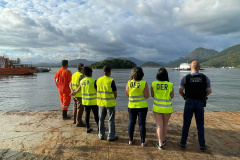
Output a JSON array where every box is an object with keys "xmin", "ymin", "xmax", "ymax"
[{"xmin": 0, "ymin": 110, "xmax": 239, "ymax": 160}]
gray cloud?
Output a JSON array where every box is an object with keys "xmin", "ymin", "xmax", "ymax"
[
  {"xmin": 173, "ymin": 0, "xmax": 240, "ymax": 35},
  {"xmin": 0, "ymin": 0, "xmax": 239, "ymax": 64}
]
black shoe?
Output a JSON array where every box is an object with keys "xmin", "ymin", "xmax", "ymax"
[
  {"xmin": 108, "ymin": 136, "xmax": 118, "ymax": 142},
  {"xmin": 76, "ymin": 123, "xmax": 86, "ymax": 127},
  {"xmin": 62, "ymin": 116, "xmax": 71, "ymax": 120},
  {"xmin": 87, "ymin": 128, "xmax": 93, "ymax": 133},
  {"xmin": 162, "ymin": 139, "xmax": 167, "ymax": 146},
  {"xmin": 156, "ymin": 143, "xmax": 163, "ymax": 150},
  {"xmin": 177, "ymin": 141, "xmax": 186, "ymax": 149},
  {"xmin": 100, "ymin": 137, "xmax": 104, "ymax": 140},
  {"xmin": 73, "ymin": 121, "xmax": 76, "ymax": 124},
  {"xmin": 200, "ymin": 145, "xmax": 207, "ymax": 151}
]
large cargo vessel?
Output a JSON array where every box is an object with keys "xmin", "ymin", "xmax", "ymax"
[{"xmin": 0, "ymin": 56, "xmax": 37, "ymax": 75}]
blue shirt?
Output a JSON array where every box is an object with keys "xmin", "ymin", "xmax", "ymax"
[{"xmin": 179, "ymin": 71, "xmax": 211, "ymax": 90}]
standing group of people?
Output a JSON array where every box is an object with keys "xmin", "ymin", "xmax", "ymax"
[{"xmin": 54, "ymin": 60, "xmax": 211, "ymax": 151}]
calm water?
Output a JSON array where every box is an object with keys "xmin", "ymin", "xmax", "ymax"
[{"xmin": 0, "ymin": 68, "xmax": 239, "ymax": 111}]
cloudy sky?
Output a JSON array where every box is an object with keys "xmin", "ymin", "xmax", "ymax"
[{"xmin": 0, "ymin": 0, "xmax": 240, "ymax": 64}]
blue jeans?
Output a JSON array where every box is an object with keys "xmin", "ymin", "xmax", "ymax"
[
  {"xmin": 181, "ymin": 99, "xmax": 205, "ymax": 147},
  {"xmin": 128, "ymin": 108, "xmax": 148, "ymax": 143},
  {"xmin": 99, "ymin": 106, "xmax": 116, "ymax": 140}
]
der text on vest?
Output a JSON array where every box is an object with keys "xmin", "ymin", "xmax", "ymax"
[{"xmin": 157, "ymin": 84, "xmax": 168, "ymax": 90}]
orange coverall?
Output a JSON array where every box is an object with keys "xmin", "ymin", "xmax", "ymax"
[{"xmin": 54, "ymin": 67, "xmax": 72, "ymax": 111}]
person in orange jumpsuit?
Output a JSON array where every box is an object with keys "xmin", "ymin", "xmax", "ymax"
[{"xmin": 54, "ymin": 60, "xmax": 72, "ymax": 119}]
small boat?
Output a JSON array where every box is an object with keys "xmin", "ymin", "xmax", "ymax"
[
  {"xmin": 37, "ymin": 68, "xmax": 51, "ymax": 72},
  {"xmin": 0, "ymin": 56, "xmax": 37, "ymax": 75}
]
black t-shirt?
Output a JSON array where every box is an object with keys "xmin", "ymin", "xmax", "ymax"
[{"xmin": 111, "ymin": 80, "xmax": 117, "ymax": 92}]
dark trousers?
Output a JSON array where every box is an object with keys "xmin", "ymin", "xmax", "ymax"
[
  {"xmin": 73, "ymin": 97, "xmax": 84, "ymax": 124},
  {"xmin": 128, "ymin": 108, "xmax": 148, "ymax": 143},
  {"xmin": 181, "ymin": 99, "xmax": 205, "ymax": 147},
  {"xmin": 84, "ymin": 105, "xmax": 99, "ymax": 129}
]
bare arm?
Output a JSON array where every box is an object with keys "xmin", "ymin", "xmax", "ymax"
[
  {"xmin": 69, "ymin": 81, "xmax": 73, "ymax": 91},
  {"xmin": 126, "ymin": 84, "xmax": 129, "ymax": 97},
  {"xmin": 74, "ymin": 85, "xmax": 81, "ymax": 94},
  {"xmin": 170, "ymin": 88, "xmax": 174, "ymax": 99},
  {"xmin": 179, "ymin": 88, "xmax": 184, "ymax": 98},
  {"xmin": 206, "ymin": 89, "xmax": 212, "ymax": 96},
  {"xmin": 113, "ymin": 91, "xmax": 117, "ymax": 99},
  {"xmin": 144, "ymin": 82, "xmax": 150, "ymax": 99},
  {"xmin": 70, "ymin": 85, "xmax": 81, "ymax": 96},
  {"xmin": 151, "ymin": 86, "xmax": 154, "ymax": 98}
]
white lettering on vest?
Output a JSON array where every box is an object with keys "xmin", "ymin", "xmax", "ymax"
[{"xmin": 190, "ymin": 77, "xmax": 202, "ymax": 83}]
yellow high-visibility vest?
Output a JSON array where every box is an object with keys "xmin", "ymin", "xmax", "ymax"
[
  {"xmin": 152, "ymin": 81, "xmax": 173, "ymax": 113},
  {"xmin": 128, "ymin": 80, "xmax": 148, "ymax": 108},
  {"xmin": 80, "ymin": 77, "xmax": 97, "ymax": 106},
  {"xmin": 97, "ymin": 76, "xmax": 116, "ymax": 107},
  {"xmin": 71, "ymin": 72, "xmax": 83, "ymax": 97}
]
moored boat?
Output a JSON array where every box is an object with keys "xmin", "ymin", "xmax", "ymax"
[
  {"xmin": 0, "ymin": 56, "xmax": 37, "ymax": 75},
  {"xmin": 37, "ymin": 67, "xmax": 51, "ymax": 73}
]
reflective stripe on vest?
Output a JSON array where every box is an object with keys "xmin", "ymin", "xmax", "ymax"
[
  {"xmin": 72, "ymin": 72, "xmax": 83, "ymax": 97},
  {"xmin": 97, "ymin": 76, "xmax": 116, "ymax": 107},
  {"xmin": 97, "ymin": 91, "xmax": 113, "ymax": 94},
  {"xmin": 80, "ymin": 77, "xmax": 97, "ymax": 105},
  {"xmin": 154, "ymin": 98, "xmax": 171, "ymax": 102},
  {"xmin": 153, "ymin": 102, "xmax": 172, "ymax": 107},
  {"xmin": 82, "ymin": 93, "xmax": 96, "ymax": 96},
  {"xmin": 129, "ymin": 95, "xmax": 144, "ymax": 98},
  {"xmin": 82, "ymin": 97, "xmax": 96, "ymax": 100},
  {"xmin": 128, "ymin": 80, "xmax": 147, "ymax": 108},
  {"xmin": 129, "ymin": 99, "xmax": 147, "ymax": 102},
  {"xmin": 97, "ymin": 97, "xmax": 116, "ymax": 100},
  {"xmin": 152, "ymin": 81, "xmax": 173, "ymax": 113}
]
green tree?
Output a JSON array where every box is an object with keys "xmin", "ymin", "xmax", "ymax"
[{"xmin": 90, "ymin": 58, "xmax": 136, "ymax": 69}]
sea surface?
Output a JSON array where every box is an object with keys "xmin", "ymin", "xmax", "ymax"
[{"xmin": 0, "ymin": 68, "xmax": 239, "ymax": 111}]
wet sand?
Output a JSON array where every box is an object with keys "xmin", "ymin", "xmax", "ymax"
[{"xmin": 0, "ymin": 110, "xmax": 239, "ymax": 160}]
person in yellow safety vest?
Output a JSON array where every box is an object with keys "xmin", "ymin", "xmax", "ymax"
[
  {"xmin": 70, "ymin": 63, "xmax": 86, "ymax": 127},
  {"xmin": 97, "ymin": 65, "xmax": 118, "ymax": 141},
  {"xmin": 126, "ymin": 67, "xmax": 149, "ymax": 147},
  {"xmin": 80, "ymin": 66, "xmax": 99, "ymax": 133},
  {"xmin": 151, "ymin": 67, "xmax": 174, "ymax": 150}
]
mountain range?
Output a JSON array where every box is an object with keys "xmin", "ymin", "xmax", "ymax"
[
  {"xmin": 166, "ymin": 48, "xmax": 219, "ymax": 67},
  {"xmin": 167, "ymin": 44, "xmax": 240, "ymax": 68},
  {"xmin": 35, "ymin": 44, "xmax": 240, "ymax": 68}
]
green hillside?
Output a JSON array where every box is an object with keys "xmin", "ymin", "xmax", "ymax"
[
  {"xmin": 167, "ymin": 48, "xmax": 218, "ymax": 67},
  {"xmin": 202, "ymin": 51, "xmax": 240, "ymax": 68},
  {"xmin": 90, "ymin": 58, "xmax": 136, "ymax": 69},
  {"xmin": 141, "ymin": 61, "xmax": 161, "ymax": 68},
  {"xmin": 202, "ymin": 44, "xmax": 240, "ymax": 67}
]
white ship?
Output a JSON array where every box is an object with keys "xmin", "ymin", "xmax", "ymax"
[
  {"xmin": 173, "ymin": 62, "xmax": 204, "ymax": 71},
  {"xmin": 173, "ymin": 63, "xmax": 190, "ymax": 70}
]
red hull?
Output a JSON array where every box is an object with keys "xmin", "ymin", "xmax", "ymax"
[{"xmin": 0, "ymin": 67, "xmax": 34, "ymax": 75}]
